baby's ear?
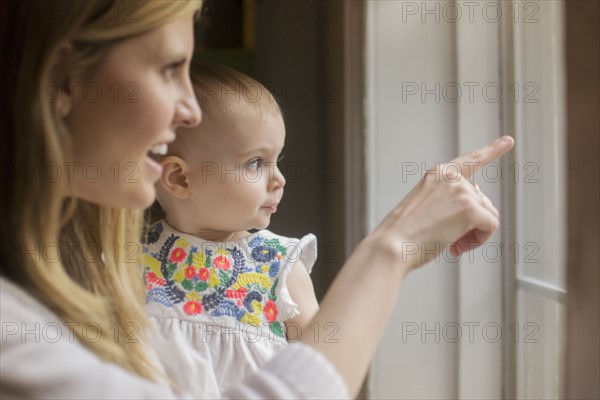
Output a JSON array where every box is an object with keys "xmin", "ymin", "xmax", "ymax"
[{"xmin": 160, "ymin": 156, "xmax": 190, "ymax": 200}]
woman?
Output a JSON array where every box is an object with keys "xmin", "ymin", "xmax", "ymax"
[{"xmin": 0, "ymin": 0, "xmax": 513, "ymax": 398}]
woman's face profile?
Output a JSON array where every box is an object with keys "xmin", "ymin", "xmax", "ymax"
[{"xmin": 64, "ymin": 12, "xmax": 201, "ymax": 209}]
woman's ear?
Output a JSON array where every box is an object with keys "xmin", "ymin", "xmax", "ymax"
[
  {"xmin": 50, "ymin": 41, "xmax": 76, "ymax": 118},
  {"xmin": 160, "ymin": 156, "xmax": 191, "ymax": 200}
]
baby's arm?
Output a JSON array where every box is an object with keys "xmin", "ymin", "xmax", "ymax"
[{"xmin": 284, "ymin": 260, "xmax": 319, "ymax": 339}]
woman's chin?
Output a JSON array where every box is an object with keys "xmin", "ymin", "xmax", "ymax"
[
  {"xmin": 75, "ymin": 183, "xmax": 157, "ymax": 210},
  {"xmin": 130, "ymin": 184, "xmax": 158, "ymax": 210}
]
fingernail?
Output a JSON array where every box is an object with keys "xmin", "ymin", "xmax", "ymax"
[{"xmin": 497, "ymin": 136, "xmax": 513, "ymax": 145}]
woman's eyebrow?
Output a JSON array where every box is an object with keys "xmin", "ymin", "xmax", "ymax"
[
  {"xmin": 148, "ymin": 34, "xmax": 190, "ymax": 63},
  {"xmin": 155, "ymin": 51, "xmax": 188, "ymax": 63}
]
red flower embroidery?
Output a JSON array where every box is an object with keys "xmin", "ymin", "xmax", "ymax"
[
  {"xmin": 170, "ymin": 247, "xmax": 187, "ymax": 263},
  {"xmin": 213, "ymin": 255, "xmax": 231, "ymax": 270},
  {"xmin": 198, "ymin": 268, "xmax": 210, "ymax": 281},
  {"xmin": 264, "ymin": 300, "xmax": 278, "ymax": 322},
  {"xmin": 183, "ymin": 301, "xmax": 202, "ymax": 316},
  {"xmin": 146, "ymin": 271, "xmax": 166, "ymax": 287},
  {"xmin": 185, "ymin": 266, "xmax": 196, "ymax": 280},
  {"xmin": 226, "ymin": 287, "xmax": 247, "ymax": 299},
  {"xmin": 145, "ymin": 271, "xmax": 156, "ymax": 284}
]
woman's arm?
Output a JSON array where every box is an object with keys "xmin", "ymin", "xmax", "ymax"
[
  {"xmin": 1, "ymin": 277, "xmax": 346, "ymax": 400},
  {"xmin": 301, "ymin": 136, "xmax": 514, "ymax": 397}
]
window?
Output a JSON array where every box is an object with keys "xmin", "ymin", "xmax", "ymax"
[
  {"xmin": 366, "ymin": 0, "xmax": 568, "ymax": 398},
  {"xmin": 505, "ymin": 1, "xmax": 567, "ymax": 398}
]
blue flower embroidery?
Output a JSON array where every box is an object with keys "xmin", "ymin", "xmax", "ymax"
[{"xmin": 252, "ymin": 246, "xmax": 277, "ymax": 262}]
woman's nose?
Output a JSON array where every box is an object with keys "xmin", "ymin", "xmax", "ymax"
[{"xmin": 175, "ymin": 96, "xmax": 202, "ymax": 128}]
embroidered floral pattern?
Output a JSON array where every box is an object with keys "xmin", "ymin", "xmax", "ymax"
[
  {"xmin": 143, "ymin": 223, "xmax": 288, "ymax": 337},
  {"xmin": 170, "ymin": 247, "xmax": 187, "ymax": 263},
  {"xmin": 264, "ymin": 300, "xmax": 278, "ymax": 322},
  {"xmin": 184, "ymin": 300, "xmax": 202, "ymax": 316}
]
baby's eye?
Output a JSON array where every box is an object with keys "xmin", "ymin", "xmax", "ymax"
[{"xmin": 247, "ymin": 158, "xmax": 263, "ymax": 170}]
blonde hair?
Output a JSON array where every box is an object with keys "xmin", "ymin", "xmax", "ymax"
[{"xmin": 1, "ymin": 0, "xmax": 202, "ymax": 381}]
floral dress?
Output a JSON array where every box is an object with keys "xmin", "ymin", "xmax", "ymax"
[{"xmin": 142, "ymin": 220, "xmax": 317, "ymax": 397}]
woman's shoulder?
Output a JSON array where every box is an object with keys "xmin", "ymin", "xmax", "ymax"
[
  {"xmin": 0, "ymin": 277, "xmax": 57, "ymax": 325},
  {"xmin": 0, "ymin": 277, "xmax": 178, "ymax": 398}
]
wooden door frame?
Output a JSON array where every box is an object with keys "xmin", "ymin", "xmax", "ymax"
[{"xmin": 564, "ymin": 1, "xmax": 600, "ymax": 398}]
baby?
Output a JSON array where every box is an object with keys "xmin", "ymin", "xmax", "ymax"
[{"xmin": 142, "ymin": 62, "xmax": 319, "ymax": 396}]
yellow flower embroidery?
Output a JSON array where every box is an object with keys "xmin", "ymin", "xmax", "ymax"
[
  {"xmin": 176, "ymin": 238, "xmax": 190, "ymax": 249},
  {"xmin": 231, "ymin": 273, "xmax": 272, "ymax": 291},
  {"xmin": 251, "ymin": 301, "xmax": 262, "ymax": 314},
  {"xmin": 209, "ymin": 267, "xmax": 220, "ymax": 288},
  {"xmin": 240, "ymin": 313, "xmax": 261, "ymax": 327},
  {"xmin": 261, "ymin": 264, "xmax": 270, "ymax": 274},
  {"xmin": 215, "ymin": 247, "xmax": 230, "ymax": 257},
  {"xmin": 143, "ymin": 254, "xmax": 162, "ymax": 276},
  {"xmin": 193, "ymin": 252, "xmax": 206, "ymax": 269},
  {"xmin": 186, "ymin": 292, "xmax": 202, "ymax": 301},
  {"xmin": 173, "ymin": 268, "xmax": 186, "ymax": 283}
]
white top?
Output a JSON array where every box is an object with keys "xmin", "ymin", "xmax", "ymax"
[
  {"xmin": 142, "ymin": 221, "xmax": 318, "ymax": 397},
  {"xmin": 0, "ymin": 276, "xmax": 348, "ymax": 399}
]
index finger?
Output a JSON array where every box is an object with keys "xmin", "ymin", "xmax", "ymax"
[{"xmin": 451, "ymin": 135, "xmax": 515, "ymax": 178}]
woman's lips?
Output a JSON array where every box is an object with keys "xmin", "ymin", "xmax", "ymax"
[{"xmin": 145, "ymin": 155, "xmax": 163, "ymax": 178}]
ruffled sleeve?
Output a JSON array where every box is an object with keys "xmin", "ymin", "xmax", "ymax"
[
  {"xmin": 269, "ymin": 232, "xmax": 317, "ymax": 322},
  {"xmin": 288, "ymin": 233, "xmax": 318, "ymax": 274}
]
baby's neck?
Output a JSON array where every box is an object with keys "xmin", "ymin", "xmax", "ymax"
[
  {"xmin": 165, "ymin": 218, "xmax": 251, "ymax": 243},
  {"xmin": 194, "ymin": 230, "xmax": 251, "ymax": 243}
]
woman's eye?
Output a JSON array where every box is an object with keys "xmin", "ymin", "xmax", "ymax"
[
  {"xmin": 163, "ymin": 60, "xmax": 185, "ymax": 76},
  {"xmin": 277, "ymin": 154, "xmax": 285, "ymax": 164}
]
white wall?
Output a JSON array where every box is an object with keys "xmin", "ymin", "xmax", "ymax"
[{"xmin": 366, "ymin": 1, "xmax": 504, "ymax": 398}]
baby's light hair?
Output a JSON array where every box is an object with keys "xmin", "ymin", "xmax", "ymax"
[
  {"xmin": 193, "ymin": 61, "xmax": 281, "ymax": 119},
  {"xmin": 169, "ymin": 61, "xmax": 282, "ymax": 158}
]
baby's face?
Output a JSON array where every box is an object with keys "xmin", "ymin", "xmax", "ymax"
[{"xmin": 179, "ymin": 110, "xmax": 286, "ymax": 233}]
